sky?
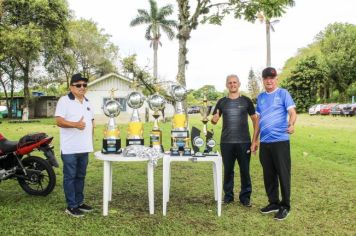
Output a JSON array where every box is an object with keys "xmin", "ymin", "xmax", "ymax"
[{"xmin": 67, "ymin": 0, "xmax": 356, "ymax": 92}]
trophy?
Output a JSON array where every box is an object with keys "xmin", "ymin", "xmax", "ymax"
[
  {"xmin": 148, "ymin": 92, "xmax": 166, "ymax": 152},
  {"xmin": 170, "ymin": 85, "xmax": 191, "ymax": 156},
  {"xmin": 126, "ymin": 91, "xmax": 145, "ymax": 146},
  {"xmin": 191, "ymin": 90, "xmax": 217, "ymax": 156},
  {"xmin": 102, "ymin": 89, "xmax": 122, "ymax": 154}
]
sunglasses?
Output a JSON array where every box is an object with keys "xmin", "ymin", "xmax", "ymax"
[{"xmin": 72, "ymin": 83, "xmax": 88, "ymax": 88}]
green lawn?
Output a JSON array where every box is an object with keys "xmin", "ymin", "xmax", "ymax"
[{"xmin": 0, "ymin": 114, "xmax": 355, "ymax": 235}]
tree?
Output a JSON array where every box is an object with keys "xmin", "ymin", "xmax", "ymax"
[
  {"xmin": 45, "ymin": 19, "xmax": 119, "ymax": 88},
  {"xmin": 247, "ymin": 68, "xmax": 260, "ymax": 101},
  {"xmin": 318, "ymin": 23, "xmax": 356, "ymax": 100},
  {"xmin": 256, "ymin": 0, "xmax": 295, "ymax": 66},
  {"xmin": 121, "ymin": 54, "xmax": 155, "ymax": 95},
  {"xmin": 282, "ymin": 56, "xmax": 325, "ymax": 112},
  {"xmin": 130, "ymin": 0, "xmax": 177, "ymax": 80},
  {"xmin": 192, "ymin": 85, "xmax": 222, "ymax": 102},
  {"xmin": 0, "ymin": 56, "xmax": 21, "ymax": 118},
  {"xmin": 0, "ymin": 0, "xmax": 69, "ymax": 119},
  {"xmin": 175, "ymin": 0, "xmax": 295, "ymax": 86},
  {"xmin": 68, "ymin": 19, "xmax": 119, "ymax": 79}
]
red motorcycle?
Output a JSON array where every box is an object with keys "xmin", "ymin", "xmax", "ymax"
[{"xmin": 0, "ymin": 132, "xmax": 58, "ymax": 196}]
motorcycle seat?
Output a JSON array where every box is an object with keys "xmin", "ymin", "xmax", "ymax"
[{"xmin": 0, "ymin": 139, "xmax": 18, "ymax": 153}]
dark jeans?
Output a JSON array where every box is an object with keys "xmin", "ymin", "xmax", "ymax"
[
  {"xmin": 61, "ymin": 153, "xmax": 89, "ymax": 208},
  {"xmin": 259, "ymin": 141, "xmax": 291, "ymax": 210},
  {"xmin": 220, "ymin": 143, "xmax": 252, "ymax": 203}
]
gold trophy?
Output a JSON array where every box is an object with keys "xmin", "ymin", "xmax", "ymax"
[
  {"xmin": 126, "ymin": 91, "xmax": 145, "ymax": 146},
  {"xmin": 102, "ymin": 89, "xmax": 122, "ymax": 154},
  {"xmin": 148, "ymin": 92, "xmax": 166, "ymax": 152},
  {"xmin": 200, "ymin": 90, "xmax": 217, "ymax": 156},
  {"xmin": 170, "ymin": 85, "xmax": 191, "ymax": 156}
]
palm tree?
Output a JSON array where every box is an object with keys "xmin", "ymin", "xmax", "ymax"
[
  {"xmin": 257, "ymin": 13, "xmax": 280, "ymax": 67},
  {"xmin": 257, "ymin": 0, "xmax": 295, "ymax": 67},
  {"xmin": 130, "ymin": 0, "xmax": 177, "ymax": 80}
]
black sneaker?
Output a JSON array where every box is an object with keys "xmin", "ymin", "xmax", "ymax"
[
  {"xmin": 240, "ymin": 200, "xmax": 252, "ymax": 207},
  {"xmin": 78, "ymin": 203, "xmax": 93, "ymax": 213},
  {"xmin": 274, "ymin": 207, "xmax": 289, "ymax": 221},
  {"xmin": 223, "ymin": 198, "xmax": 234, "ymax": 204},
  {"xmin": 65, "ymin": 207, "xmax": 84, "ymax": 217},
  {"xmin": 260, "ymin": 203, "xmax": 280, "ymax": 214}
]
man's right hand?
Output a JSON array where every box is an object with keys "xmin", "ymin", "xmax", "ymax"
[
  {"xmin": 211, "ymin": 109, "xmax": 220, "ymax": 124},
  {"xmin": 250, "ymin": 141, "xmax": 259, "ymax": 155},
  {"xmin": 76, "ymin": 116, "xmax": 86, "ymax": 130}
]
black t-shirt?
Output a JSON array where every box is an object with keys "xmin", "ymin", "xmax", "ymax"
[{"xmin": 213, "ymin": 96, "xmax": 255, "ymax": 143}]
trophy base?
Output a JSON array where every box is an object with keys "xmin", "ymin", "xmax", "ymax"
[
  {"xmin": 126, "ymin": 138, "xmax": 144, "ymax": 146},
  {"xmin": 192, "ymin": 152, "xmax": 205, "ymax": 157},
  {"xmin": 102, "ymin": 139, "xmax": 122, "ymax": 154},
  {"xmin": 183, "ymin": 147, "xmax": 192, "ymax": 156},
  {"xmin": 203, "ymin": 152, "xmax": 218, "ymax": 156},
  {"xmin": 170, "ymin": 147, "xmax": 180, "ymax": 156}
]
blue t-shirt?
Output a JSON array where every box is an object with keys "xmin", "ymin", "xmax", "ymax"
[{"xmin": 256, "ymin": 88, "xmax": 295, "ymax": 143}]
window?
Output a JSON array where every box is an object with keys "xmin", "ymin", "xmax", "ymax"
[{"xmin": 103, "ymin": 97, "xmax": 127, "ymax": 112}]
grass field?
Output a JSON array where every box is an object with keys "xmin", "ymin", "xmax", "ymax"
[{"xmin": 0, "ymin": 114, "xmax": 355, "ymax": 235}]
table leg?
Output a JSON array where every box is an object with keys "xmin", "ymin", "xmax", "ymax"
[
  {"xmin": 167, "ymin": 163, "xmax": 171, "ymax": 202},
  {"xmin": 213, "ymin": 162, "xmax": 217, "ymax": 201},
  {"xmin": 216, "ymin": 159, "xmax": 222, "ymax": 217},
  {"xmin": 163, "ymin": 157, "xmax": 169, "ymax": 216},
  {"xmin": 103, "ymin": 161, "xmax": 110, "ymax": 216},
  {"xmin": 147, "ymin": 162, "xmax": 154, "ymax": 214},
  {"xmin": 109, "ymin": 163, "xmax": 113, "ymax": 202}
]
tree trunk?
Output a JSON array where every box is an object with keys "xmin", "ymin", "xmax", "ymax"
[
  {"xmin": 22, "ymin": 61, "xmax": 30, "ymax": 121},
  {"xmin": 177, "ymin": 36, "xmax": 188, "ymax": 86},
  {"xmin": 153, "ymin": 41, "xmax": 158, "ymax": 81},
  {"xmin": 266, "ymin": 20, "xmax": 271, "ymax": 67}
]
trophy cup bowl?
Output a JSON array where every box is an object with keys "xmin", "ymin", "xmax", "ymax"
[
  {"xmin": 199, "ymin": 105, "xmax": 212, "ymax": 123},
  {"xmin": 102, "ymin": 98, "xmax": 122, "ymax": 154},
  {"xmin": 127, "ymin": 91, "xmax": 145, "ymax": 109},
  {"xmin": 148, "ymin": 94, "xmax": 166, "ymax": 112},
  {"xmin": 171, "ymin": 85, "xmax": 187, "ymax": 102},
  {"xmin": 103, "ymin": 99, "xmax": 121, "ymax": 117}
]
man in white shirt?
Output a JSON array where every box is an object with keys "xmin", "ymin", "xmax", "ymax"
[{"xmin": 55, "ymin": 73, "xmax": 94, "ymax": 217}]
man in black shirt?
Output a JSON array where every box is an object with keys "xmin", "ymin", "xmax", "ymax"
[{"xmin": 211, "ymin": 74, "xmax": 258, "ymax": 206}]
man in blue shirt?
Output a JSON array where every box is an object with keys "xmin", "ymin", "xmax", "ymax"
[{"xmin": 251, "ymin": 67, "xmax": 297, "ymax": 221}]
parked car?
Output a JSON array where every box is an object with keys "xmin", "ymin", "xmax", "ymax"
[
  {"xmin": 350, "ymin": 103, "xmax": 356, "ymax": 116},
  {"xmin": 308, "ymin": 104, "xmax": 323, "ymax": 115},
  {"xmin": 341, "ymin": 104, "xmax": 354, "ymax": 116},
  {"xmin": 331, "ymin": 104, "xmax": 347, "ymax": 116},
  {"xmin": 320, "ymin": 103, "xmax": 338, "ymax": 115},
  {"xmin": 187, "ymin": 106, "xmax": 200, "ymax": 114}
]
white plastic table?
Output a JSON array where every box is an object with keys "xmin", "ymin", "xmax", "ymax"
[
  {"xmin": 162, "ymin": 153, "xmax": 223, "ymax": 216},
  {"xmin": 94, "ymin": 151, "xmax": 159, "ymax": 216}
]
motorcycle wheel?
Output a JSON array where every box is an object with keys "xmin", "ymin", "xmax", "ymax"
[{"xmin": 17, "ymin": 156, "xmax": 56, "ymax": 196}]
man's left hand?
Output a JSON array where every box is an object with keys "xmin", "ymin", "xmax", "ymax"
[{"xmin": 287, "ymin": 124, "xmax": 295, "ymax": 134}]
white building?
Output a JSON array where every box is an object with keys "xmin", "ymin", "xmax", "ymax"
[{"xmin": 85, "ymin": 73, "xmax": 174, "ymax": 124}]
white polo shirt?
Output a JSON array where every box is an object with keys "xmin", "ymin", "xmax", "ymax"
[{"xmin": 55, "ymin": 93, "xmax": 94, "ymax": 154}]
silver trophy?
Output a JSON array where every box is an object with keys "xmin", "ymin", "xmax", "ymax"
[
  {"xmin": 170, "ymin": 85, "xmax": 191, "ymax": 156},
  {"xmin": 102, "ymin": 90, "xmax": 122, "ymax": 154},
  {"xmin": 126, "ymin": 91, "xmax": 145, "ymax": 146},
  {"xmin": 148, "ymin": 92, "xmax": 166, "ymax": 152}
]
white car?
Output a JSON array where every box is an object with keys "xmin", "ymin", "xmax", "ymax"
[{"xmin": 308, "ymin": 104, "xmax": 323, "ymax": 115}]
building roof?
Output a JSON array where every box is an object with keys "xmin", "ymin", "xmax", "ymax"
[{"xmin": 88, "ymin": 73, "xmax": 133, "ymax": 87}]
